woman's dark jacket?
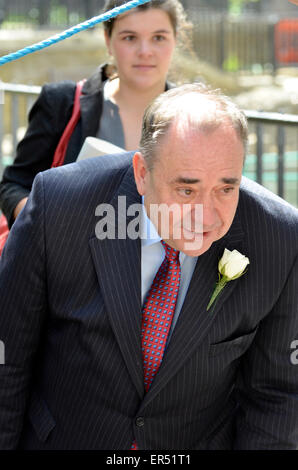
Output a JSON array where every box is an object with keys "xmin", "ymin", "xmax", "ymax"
[{"xmin": 0, "ymin": 65, "xmax": 110, "ymax": 227}]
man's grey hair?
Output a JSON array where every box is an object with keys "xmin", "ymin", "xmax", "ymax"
[{"xmin": 139, "ymin": 83, "xmax": 248, "ymax": 170}]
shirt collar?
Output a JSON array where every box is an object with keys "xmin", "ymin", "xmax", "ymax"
[{"xmin": 141, "ymin": 196, "xmax": 161, "ymax": 247}]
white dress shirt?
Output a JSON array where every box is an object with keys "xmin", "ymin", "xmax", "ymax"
[{"xmin": 141, "ymin": 200, "xmax": 198, "ymax": 344}]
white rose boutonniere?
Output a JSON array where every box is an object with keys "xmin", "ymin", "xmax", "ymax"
[{"xmin": 207, "ymin": 248, "xmax": 250, "ymax": 311}]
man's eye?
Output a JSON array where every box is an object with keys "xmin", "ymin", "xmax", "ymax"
[
  {"xmin": 178, "ymin": 188, "xmax": 192, "ymax": 196},
  {"xmin": 222, "ymin": 187, "xmax": 234, "ymax": 194}
]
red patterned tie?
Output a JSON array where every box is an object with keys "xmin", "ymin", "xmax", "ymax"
[{"xmin": 131, "ymin": 240, "xmax": 181, "ymax": 450}]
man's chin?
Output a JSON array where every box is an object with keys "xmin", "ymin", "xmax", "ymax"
[
  {"xmin": 181, "ymin": 241, "xmax": 214, "ymax": 257},
  {"xmin": 166, "ymin": 228, "xmax": 226, "ymax": 256},
  {"xmin": 174, "ymin": 236, "xmax": 215, "ymax": 257}
]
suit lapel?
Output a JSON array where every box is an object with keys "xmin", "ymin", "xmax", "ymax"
[
  {"xmin": 89, "ymin": 166, "xmax": 144, "ymax": 399},
  {"xmin": 141, "ymin": 208, "xmax": 245, "ymax": 408}
]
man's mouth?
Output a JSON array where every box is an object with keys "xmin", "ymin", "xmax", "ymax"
[
  {"xmin": 182, "ymin": 228, "xmax": 213, "ymax": 239},
  {"xmin": 183, "ymin": 228, "xmax": 205, "ymax": 236}
]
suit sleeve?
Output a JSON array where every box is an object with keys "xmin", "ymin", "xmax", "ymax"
[
  {"xmin": 235, "ymin": 254, "xmax": 298, "ymax": 449},
  {"xmin": 0, "ymin": 82, "xmax": 75, "ymax": 228},
  {"xmin": 0, "ymin": 173, "xmax": 47, "ymax": 449}
]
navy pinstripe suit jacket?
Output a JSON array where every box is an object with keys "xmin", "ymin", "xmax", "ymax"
[{"xmin": 0, "ymin": 152, "xmax": 297, "ymax": 450}]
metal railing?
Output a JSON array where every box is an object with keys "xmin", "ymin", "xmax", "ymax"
[
  {"xmin": 244, "ymin": 110, "xmax": 298, "ymax": 208},
  {"xmin": 0, "ymin": 82, "xmax": 40, "ymax": 174},
  {"xmin": 0, "ymin": 83, "xmax": 297, "ymax": 207}
]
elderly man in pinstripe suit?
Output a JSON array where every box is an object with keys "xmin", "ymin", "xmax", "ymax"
[{"xmin": 0, "ymin": 83, "xmax": 297, "ymax": 450}]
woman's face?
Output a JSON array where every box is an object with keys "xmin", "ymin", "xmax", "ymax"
[{"xmin": 105, "ymin": 8, "xmax": 176, "ymax": 91}]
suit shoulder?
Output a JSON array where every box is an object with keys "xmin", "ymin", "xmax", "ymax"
[
  {"xmin": 39, "ymin": 152, "xmax": 134, "ymax": 202},
  {"xmin": 239, "ymin": 176, "xmax": 298, "ymax": 237}
]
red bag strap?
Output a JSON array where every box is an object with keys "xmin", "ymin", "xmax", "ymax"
[{"xmin": 51, "ymin": 79, "xmax": 86, "ymax": 168}]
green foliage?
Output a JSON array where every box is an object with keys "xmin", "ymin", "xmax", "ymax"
[
  {"xmin": 223, "ymin": 54, "xmax": 240, "ymax": 72},
  {"xmin": 49, "ymin": 4, "xmax": 68, "ymax": 26},
  {"xmin": 1, "ymin": 2, "xmax": 86, "ymax": 28},
  {"xmin": 228, "ymin": 0, "xmax": 260, "ymax": 15},
  {"xmin": 1, "ymin": 14, "xmax": 37, "ymax": 28}
]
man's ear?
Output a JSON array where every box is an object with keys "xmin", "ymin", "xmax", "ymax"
[{"xmin": 133, "ymin": 152, "xmax": 148, "ymax": 196}]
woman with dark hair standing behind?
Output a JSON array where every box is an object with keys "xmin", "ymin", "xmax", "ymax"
[{"xmin": 0, "ymin": 0, "xmax": 191, "ymax": 227}]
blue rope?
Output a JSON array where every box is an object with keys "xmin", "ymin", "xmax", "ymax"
[{"xmin": 0, "ymin": 0, "xmax": 151, "ymax": 66}]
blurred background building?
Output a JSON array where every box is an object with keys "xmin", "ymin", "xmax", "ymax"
[
  {"xmin": 1, "ymin": 0, "xmax": 298, "ymax": 71},
  {"xmin": 1, "ymin": 0, "xmax": 298, "ymax": 25}
]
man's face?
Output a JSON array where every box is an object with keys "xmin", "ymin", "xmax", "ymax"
[{"xmin": 133, "ymin": 122, "xmax": 244, "ymax": 257}]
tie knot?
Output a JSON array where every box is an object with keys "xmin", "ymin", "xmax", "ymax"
[{"xmin": 161, "ymin": 240, "xmax": 180, "ymax": 261}]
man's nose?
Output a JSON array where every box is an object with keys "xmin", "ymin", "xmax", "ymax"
[{"xmin": 201, "ymin": 196, "xmax": 220, "ymax": 228}]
